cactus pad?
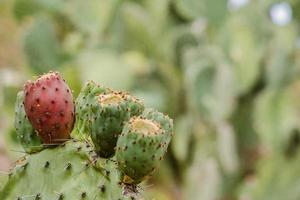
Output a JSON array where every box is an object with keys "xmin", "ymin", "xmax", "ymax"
[{"xmin": 0, "ymin": 140, "xmax": 129, "ymax": 200}]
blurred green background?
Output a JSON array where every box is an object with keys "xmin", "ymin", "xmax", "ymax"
[{"xmin": 1, "ymin": 0, "xmax": 300, "ymax": 199}]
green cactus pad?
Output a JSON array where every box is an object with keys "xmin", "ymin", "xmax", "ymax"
[
  {"xmin": 0, "ymin": 140, "xmax": 130, "ymax": 200},
  {"xmin": 74, "ymin": 81, "xmax": 107, "ymax": 140},
  {"xmin": 116, "ymin": 109, "xmax": 173, "ymax": 184},
  {"xmin": 90, "ymin": 91, "xmax": 145, "ymax": 158},
  {"xmin": 14, "ymin": 91, "xmax": 43, "ymax": 154}
]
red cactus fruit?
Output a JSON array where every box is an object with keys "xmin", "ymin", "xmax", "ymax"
[{"xmin": 23, "ymin": 71, "xmax": 75, "ymax": 144}]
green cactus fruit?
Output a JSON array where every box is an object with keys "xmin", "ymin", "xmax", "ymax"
[
  {"xmin": 14, "ymin": 91, "xmax": 43, "ymax": 153},
  {"xmin": 0, "ymin": 140, "xmax": 130, "ymax": 200},
  {"xmin": 74, "ymin": 81, "xmax": 107, "ymax": 140},
  {"xmin": 116, "ymin": 109, "xmax": 173, "ymax": 184},
  {"xmin": 90, "ymin": 90, "xmax": 145, "ymax": 158}
]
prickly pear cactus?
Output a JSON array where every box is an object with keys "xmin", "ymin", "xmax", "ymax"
[{"xmin": 1, "ymin": 71, "xmax": 173, "ymax": 200}]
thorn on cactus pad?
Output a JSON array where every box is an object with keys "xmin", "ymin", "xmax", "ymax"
[
  {"xmin": 80, "ymin": 192, "xmax": 86, "ymax": 198},
  {"xmin": 44, "ymin": 161, "xmax": 50, "ymax": 168},
  {"xmin": 54, "ymin": 191, "xmax": 64, "ymax": 200},
  {"xmin": 99, "ymin": 185, "xmax": 106, "ymax": 193},
  {"xmin": 22, "ymin": 163, "xmax": 28, "ymax": 170},
  {"xmin": 65, "ymin": 162, "xmax": 72, "ymax": 170},
  {"xmin": 35, "ymin": 193, "xmax": 41, "ymax": 200}
]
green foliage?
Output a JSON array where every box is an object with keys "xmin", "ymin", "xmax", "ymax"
[
  {"xmin": 23, "ymin": 17, "xmax": 62, "ymax": 74},
  {"xmin": 13, "ymin": 0, "xmax": 40, "ymax": 20},
  {"xmin": 2, "ymin": 0, "xmax": 300, "ymax": 199}
]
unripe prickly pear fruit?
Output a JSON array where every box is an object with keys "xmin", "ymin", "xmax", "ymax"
[
  {"xmin": 74, "ymin": 81, "xmax": 107, "ymax": 139},
  {"xmin": 90, "ymin": 90, "xmax": 145, "ymax": 158},
  {"xmin": 23, "ymin": 71, "xmax": 75, "ymax": 144},
  {"xmin": 116, "ymin": 109, "xmax": 173, "ymax": 184},
  {"xmin": 14, "ymin": 91, "xmax": 43, "ymax": 153}
]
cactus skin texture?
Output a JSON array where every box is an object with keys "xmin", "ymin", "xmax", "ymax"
[
  {"xmin": 90, "ymin": 90, "xmax": 145, "ymax": 158},
  {"xmin": 0, "ymin": 140, "xmax": 130, "ymax": 200},
  {"xmin": 15, "ymin": 91, "xmax": 43, "ymax": 153},
  {"xmin": 24, "ymin": 71, "xmax": 75, "ymax": 144},
  {"xmin": 116, "ymin": 109, "xmax": 173, "ymax": 184},
  {"xmin": 74, "ymin": 81, "xmax": 107, "ymax": 140}
]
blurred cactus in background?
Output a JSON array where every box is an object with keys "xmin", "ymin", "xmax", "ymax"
[{"xmin": 1, "ymin": 0, "xmax": 300, "ymax": 199}]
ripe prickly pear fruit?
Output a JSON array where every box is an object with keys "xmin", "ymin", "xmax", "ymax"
[
  {"xmin": 74, "ymin": 81, "xmax": 107, "ymax": 139},
  {"xmin": 15, "ymin": 91, "xmax": 43, "ymax": 153},
  {"xmin": 116, "ymin": 109, "xmax": 173, "ymax": 184},
  {"xmin": 90, "ymin": 90, "xmax": 145, "ymax": 158},
  {"xmin": 23, "ymin": 71, "xmax": 75, "ymax": 144}
]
